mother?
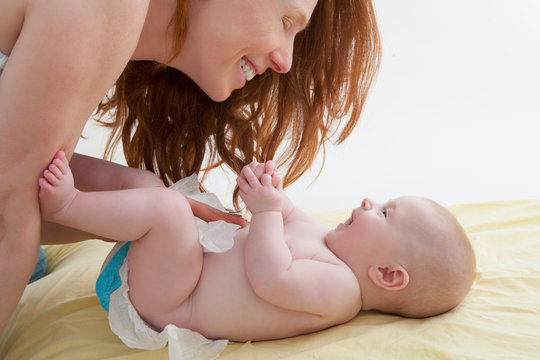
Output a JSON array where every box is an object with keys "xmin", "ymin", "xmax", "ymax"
[{"xmin": 0, "ymin": 0, "xmax": 380, "ymax": 336}]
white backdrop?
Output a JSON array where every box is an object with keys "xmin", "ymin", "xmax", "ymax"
[{"xmin": 77, "ymin": 0, "xmax": 540, "ymax": 212}]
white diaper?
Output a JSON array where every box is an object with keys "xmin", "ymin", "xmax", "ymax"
[
  {"xmin": 109, "ymin": 259, "xmax": 228, "ymax": 360},
  {"xmin": 103, "ymin": 174, "xmax": 240, "ymax": 359},
  {"xmin": 169, "ymin": 174, "xmax": 238, "ymax": 253}
]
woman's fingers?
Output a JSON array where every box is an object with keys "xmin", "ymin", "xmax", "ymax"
[{"xmin": 188, "ymin": 197, "xmax": 247, "ymax": 227}]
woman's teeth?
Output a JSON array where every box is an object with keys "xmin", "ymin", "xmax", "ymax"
[{"xmin": 241, "ymin": 58, "xmax": 255, "ymax": 81}]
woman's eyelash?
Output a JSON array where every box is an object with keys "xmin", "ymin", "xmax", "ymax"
[{"xmin": 282, "ymin": 17, "xmax": 293, "ymax": 30}]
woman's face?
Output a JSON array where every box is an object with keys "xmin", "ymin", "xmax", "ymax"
[{"xmin": 176, "ymin": 0, "xmax": 318, "ymax": 101}]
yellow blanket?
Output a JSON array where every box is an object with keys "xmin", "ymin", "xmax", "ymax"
[{"xmin": 1, "ymin": 200, "xmax": 539, "ymax": 359}]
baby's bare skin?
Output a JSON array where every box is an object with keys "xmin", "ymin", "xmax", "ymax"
[
  {"xmin": 39, "ymin": 152, "xmax": 362, "ymax": 342},
  {"xmin": 39, "ymin": 152, "xmax": 475, "ymax": 341},
  {"xmin": 153, "ymin": 219, "xmax": 356, "ymax": 341}
]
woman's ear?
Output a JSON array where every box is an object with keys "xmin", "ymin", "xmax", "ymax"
[{"xmin": 368, "ymin": 264, "xmax": 409, "ymax": 291}]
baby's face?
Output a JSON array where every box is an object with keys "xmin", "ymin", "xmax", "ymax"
[{"xmin": 325, "ymin": 197, "xmax": 435, "ymax": 267}]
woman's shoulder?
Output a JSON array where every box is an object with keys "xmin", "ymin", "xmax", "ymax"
[
  {"xmin": 20, "ymin": 0, "xmax": 150, "ymax": 69},
  {"xmin": 0, "ymin": 0, "xmax": 27, "ymax": 54},
  {"xmin": 26, "ymin": 0, "xmax": 150, "ymax": 35},
  {"xmin": 0, "ymin": 0, "xmax": 151, "ymax": 130},
  {"xmin": 1, "ymin": 0, "xmax": 149, "ymax": 55}
]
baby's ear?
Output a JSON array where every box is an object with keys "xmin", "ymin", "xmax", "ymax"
[{"xmin": 368, "ymin": 264, "xmax": 409, "ymax": 291}]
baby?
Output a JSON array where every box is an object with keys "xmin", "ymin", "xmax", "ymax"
[{"xmin": 38, "ymin": 151, "xmax": 475, "ymax": 346}]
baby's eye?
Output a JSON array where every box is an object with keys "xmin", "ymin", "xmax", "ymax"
[{"xmin": 381, "ymin": 209, "xmax": 388, "ymax": 218}]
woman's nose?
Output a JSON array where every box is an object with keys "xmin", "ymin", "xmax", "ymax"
[
  {"xmin": 361, "ymin": 198, "xmax": 373, "ymax": 210},
  {"xmin": 269, "ymin": 37, "xmax": 294, "ymax": 73}
]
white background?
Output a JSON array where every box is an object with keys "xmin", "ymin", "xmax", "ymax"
[{"xmin": 77, "ymin": 0, "xmax": 540, "ymax": 212}]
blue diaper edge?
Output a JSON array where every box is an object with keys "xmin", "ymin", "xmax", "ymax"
[{"xmin": 96, "ymin": 242, "xmax": 131, "ymax": 312}]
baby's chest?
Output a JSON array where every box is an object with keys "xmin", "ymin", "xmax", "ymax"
[{"xmin": 284, "ymin": 227, "xmax": 329, "ymax": 260}]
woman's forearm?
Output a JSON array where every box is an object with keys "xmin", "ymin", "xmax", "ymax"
[
  {"xmin": 0, "ymin": 189, "xmax": 41, "ymax": 337},
  {"xmin": 41, "ymin": 220, "xmax": 115, "ymax": 244},
  {"xmin": 70, "ymin": 153, "xmax": 164, "ymax": 191}
]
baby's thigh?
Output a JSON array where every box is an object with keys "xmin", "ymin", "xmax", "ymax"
[{"xmin": 127, "ymin": 190, "xmax": 203, "ymax": 315}]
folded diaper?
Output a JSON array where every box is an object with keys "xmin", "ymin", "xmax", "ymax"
[
  {"xmin": 108, "ymin": 257, "xmax": 228, "ymax": 359},
  {"xmin": 169, "ymin": 173, "xmax": 238, "ymax": 253},
  {"xmin": 96, "ymin": 174, "xmax": 239, "ymax": 359}
]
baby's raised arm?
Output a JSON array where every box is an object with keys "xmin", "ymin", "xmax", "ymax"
[{"xmin": 237, "ymin": 164, "xmax": 361, "ymax": 320}]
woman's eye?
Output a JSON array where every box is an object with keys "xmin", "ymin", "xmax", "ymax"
[{"xmin": 282, "ymin": 17, "xmax": 293, "ymax": 30}]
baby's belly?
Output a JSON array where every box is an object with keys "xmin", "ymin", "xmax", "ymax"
[{"xmin": 180, "ymin": 241, "xmax": 330, "ymax": 341}]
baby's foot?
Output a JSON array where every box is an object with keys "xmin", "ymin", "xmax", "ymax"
[{"xmin": 38, "ymin": 151, "xmax": 77, "ymax": 222}]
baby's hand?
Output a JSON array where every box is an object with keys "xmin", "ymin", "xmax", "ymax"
[
  {"xmin": 247, "ymin": 161, "xmax": 282, "ymax": 191},
  {"xmin": 237, "ymin": 165, "xmax": 282, "ymax": 213}
]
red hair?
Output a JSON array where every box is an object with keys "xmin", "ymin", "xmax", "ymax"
[{"xmin": 96, "ymin": 0, "xmax": 381, "ymax": 207}]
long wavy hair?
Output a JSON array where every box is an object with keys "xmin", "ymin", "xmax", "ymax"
[{"xmin": 96, "ymin": 0, "xmax": 381, "ymax": 207}]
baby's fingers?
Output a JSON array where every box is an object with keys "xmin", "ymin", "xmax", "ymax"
[
  {"xmin": 236, "ymin": 175, "xmax": 249, "ymax": 192},
  {"xmin": 249, "ymin": 162, "xmax": 266, "ymax": 180},
  {"xmin": 271, "ymin": 173, "xmax": 283, "ymax": 191},
  {"xmin": 261, "ymin": 173, "xmax": 273, "ymax": 187},
  {"xmin": 240, "ymin": 166, "xmax": 261, "ymax": 187},
  {"xmin": 248, "ymin": 161, "xmax": 259, "ymax": 172},
  {"xmin": 264, "ymin": 160, "xmax": 276, "ymax": 175}
]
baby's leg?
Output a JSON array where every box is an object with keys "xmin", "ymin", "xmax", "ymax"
[
  {"xmin": 38, "ymin": 152, "xmax": 184, "ymax": 242},
  {"xmin": 39, "ymin": 152, "xmax": 203, "ymax": 322},
  {"xmin": 127, "ymin": 191, "xmax": 203, "ymax": 328},
  {"xmin": 75, "ymin": 185, "xmax": 202, "ymax": 323}
]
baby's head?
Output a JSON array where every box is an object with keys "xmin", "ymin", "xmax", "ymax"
[{"xmin": 325, "ymin": 196, "xmax": 476, "ymax": 318}]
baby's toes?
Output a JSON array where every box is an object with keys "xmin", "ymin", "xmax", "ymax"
[
  {"xmin": 48, "ymin": 163, "xmax": 64, "ymax": 180},
  {"xmin": 38, "ymin": 178, "xmax": 55, "ymax": 204},
  {"xmin": 57, "ymin": 151, "xmax": 70, "ymax": 167},
  {"xmin": 38, "ymin": 178, "xmax": 52, "ymax": 193},
  {"xmin": 53, "ymin": 158, "xmax": 68, "ymax": 175},
  {"xmin": 43, "ymin": 169, "xmax": 61, "ymax": 186}
]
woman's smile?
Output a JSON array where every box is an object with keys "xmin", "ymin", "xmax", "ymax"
[{"xmin": 241, "ymin": 57, "xmax": 256, "ymax": 81}]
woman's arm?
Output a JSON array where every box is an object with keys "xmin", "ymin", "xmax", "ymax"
[
  {"xmin": 0, "ymin": 0, "xmax": 149, "ymax": 336},
  {"xmin": 70, "ymin": 153, "xmax": 164, "ymax": 191}
]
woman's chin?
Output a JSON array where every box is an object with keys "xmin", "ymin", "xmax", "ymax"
[
  {"xmin": 198, "ymin": 80, "xmax": 235, "ymax": 102},
  {"xmin": 205, "ymin": 88, "xmax": 232, "ymax": 102}
]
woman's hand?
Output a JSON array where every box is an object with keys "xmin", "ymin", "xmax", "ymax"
[{"xmin": 187, "ymin": 197, "xmax": 248, "ymax": 227}]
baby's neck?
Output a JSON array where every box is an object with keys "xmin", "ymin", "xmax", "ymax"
[{"xmin": 357, "ymin": 277, "xmax": 400, "ymax": 314}]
